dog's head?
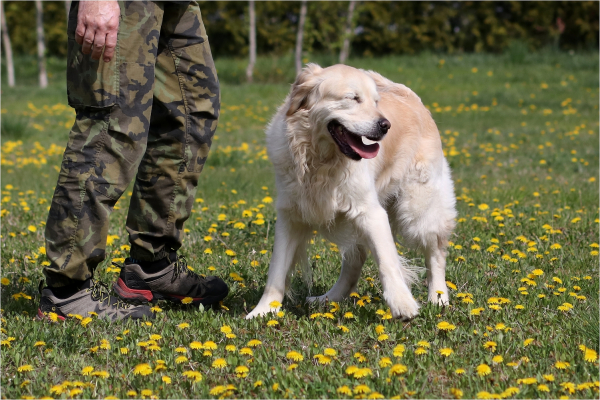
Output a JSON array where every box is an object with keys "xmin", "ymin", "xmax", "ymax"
[{"xmin": 286, "ymin": 64, "xmax": 390, "ymax": 161}]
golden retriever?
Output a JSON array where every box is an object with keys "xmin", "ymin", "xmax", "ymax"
[{"xmin": 246, "ymin": 64, "xmax": 456, "ymax": 320}]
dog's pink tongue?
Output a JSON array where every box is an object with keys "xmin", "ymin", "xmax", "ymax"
[{"xmin": 346, "ymin": 133, "xmax": 380, "ymax": 159}]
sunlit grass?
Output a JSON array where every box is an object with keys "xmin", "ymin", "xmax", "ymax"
[{"xmin": 1, "ymin": 52, "xmax": 598, "ymax": 399}]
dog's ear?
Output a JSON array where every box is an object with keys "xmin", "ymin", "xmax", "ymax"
[{"xmin": 287, "ymin": 63, "xmax": 323, "ymax": 116}]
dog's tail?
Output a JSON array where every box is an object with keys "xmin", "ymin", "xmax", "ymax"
[{"xmin": 398, "ymin": 255, "xmax": 422, "ymax": 288}]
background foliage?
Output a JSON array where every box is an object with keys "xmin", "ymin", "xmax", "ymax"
[{"xmin": 3, "ymin": 1, "xmax": 599, "ymax": 59}]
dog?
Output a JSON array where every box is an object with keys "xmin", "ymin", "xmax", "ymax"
[{"xmin": 246, "ymin": 64, "xmax": 456, "ymax": 320}]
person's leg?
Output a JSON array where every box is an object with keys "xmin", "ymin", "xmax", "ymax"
[
  {"xmin": 114, "ymin": 2, "xmax": 227, "ymax": 306},
  {"xmin": 40, "ymin": 1, "xmax": 164, "ymax": 320},
  {"xmin": 126, "ymin": 1, "xmax": 220, "ymax": 261}
]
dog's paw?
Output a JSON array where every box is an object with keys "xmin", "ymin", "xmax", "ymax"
[
  {"xmin": 428, "ymin": 291, "xmax": 449, "ymax": 306},
  {"xmin": 245, "ymin": 304, "xmax": 280, "ymax": 320},
  {"xmin": 306, "ymin": 294, "xmax": 329, "ymax": 304},
  {"xmin": 428, "ymin": 284, "xmax": 450, "ymax": 306},
  {"xmin": 385, "ymin": 292, "xmax": 420, "ymax": 321}
]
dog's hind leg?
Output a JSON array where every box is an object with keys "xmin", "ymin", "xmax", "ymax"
[
  {"xmin": 246, "ymin": 211, "xmax": 310, "ymax": 319},
  {"xmin": 307, "ymin": 244, "xmax": 367, "ymax": 304}
]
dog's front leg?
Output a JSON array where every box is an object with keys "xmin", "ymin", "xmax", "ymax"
[
  {"xmin": 426, "ymin": 244, "xmax": 450, "ymax": 306},
  {"xmin": 246, "ymin": 211, "xmax": 308, "ymax": 319},
  {"xmin": 360, "ymin": 206, "xmax": 420, "ymax": 320}
]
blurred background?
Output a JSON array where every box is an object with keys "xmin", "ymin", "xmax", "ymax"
[{"xmin": 1, "ymin": 1, "xmax": 598, "ymax": 87}]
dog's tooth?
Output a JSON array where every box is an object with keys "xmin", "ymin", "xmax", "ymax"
[{"xmin": 362, "ymin": 137, "xmax": 376, "ymax": 145}]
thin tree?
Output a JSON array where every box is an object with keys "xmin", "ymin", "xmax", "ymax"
[
  {"xmin": 65, "ymin": 0, "xmax": 71, "ymax": 20},
  {"xmin": 295, "ymin": 0, "xmax": 307, "ymax": 76},
  {"xmin": 35, "ymin": 0, "xmax": 47, "ymax": 88},
  {"xmin": 246, "ymin": 0, "xmax": 256, "ymax": 83},
  {"xmin": 339, "ymin": 1, "xmax": 356, "ymax": 64},
  {"xmin": 0, "ymin": 0, "xmax": 15, "ymax": 87}
]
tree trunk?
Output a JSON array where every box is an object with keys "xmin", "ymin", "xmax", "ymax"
[
  {"xmin": 65, "ymin": 0, "xmax": 71, "ymax": 20},
  {"xmin": 35, "ymin": 0, "xmax": 47, "ymax": 88},
  {"xmin": 295, "ymin": 0, "xmax": 307, "ymax": 76},
  {"xmin": 246, "ymin": 0, "xmax": 256, "ymax": 83},
  {"xmin": 0, "ymin": 0, "xmax": 15, "ymax": 87},
  {"xmin": 339, "ymin": 1, "xmax": 356, "ymax": 64}
]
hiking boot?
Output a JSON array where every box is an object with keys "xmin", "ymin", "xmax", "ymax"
[
  {"xmin": 38, "ymin": 279, "xmax": 154, "ymax": 321},
  {"xmin": 113, "ymin": 255, "xmax": 229, "ymax": 306}
]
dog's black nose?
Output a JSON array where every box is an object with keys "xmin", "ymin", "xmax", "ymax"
[{"xmin": 379, "ymin": 118, "xmax": 391, "ymax": 133}]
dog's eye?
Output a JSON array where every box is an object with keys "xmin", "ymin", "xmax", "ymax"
[{"xmin": 353, "ymin": 96, "xmax": 361, "ymax": 103}]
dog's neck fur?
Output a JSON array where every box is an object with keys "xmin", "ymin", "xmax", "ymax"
[{"xmin": 286, "ymin": 111, "xmax": 353, "ymax": 226}]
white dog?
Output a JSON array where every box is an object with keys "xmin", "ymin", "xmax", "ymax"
[{"xmin": 246, "ymin": 64, "xmax": 456, "ymax": 320}]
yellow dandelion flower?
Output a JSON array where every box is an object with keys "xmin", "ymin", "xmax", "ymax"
[
  {"xmin": 415, "ymin": 347, "xmax": 428, "ymax": 355},
  {"xmin": 235, "ymin": 365, "xmax": 249, "ymax": 377},
  {"xmin": 324, "ymin": 348, "xmax": 337, "ymax": 357},
  {"xmin": 455, "ymin": 368, "xmax": 466, "ymax": 374},
  {"xmin": 476, "ymin": 364, "xmax": 491, "ymax": 376},
  {"xmin": 176, "ymin": 356, "xmax": 188, "ymax": 364},
  {"xmin": 353, "ymin": 384, "xmax": 371, "ymax": 394},
  {"xmin": 517, "ymin": 377, "xmax": 537, "ymax": 385},
  {"xmin": 247, "ymin": 339, "xmax": 262, "ymax": 347},
  {"xmin": 17, "ymin": 365, "xmax": 33, "ymax": 372},
  {"xmin": 162, "ymin": 375, "xmax": 172, "ymax": 384},
  {"xmin": 440, "ymin": 348, "xmax": 454, "ymax": 357},
  {"xmin": 240, "ymin": 347, "xmax": 254, "ymax": 356},
  {"xmin": 182, "ymin": 370, "xmax": 202, "ymax": 382},
  {"xmin": 393, "ymin": 344, "xmax": 405, "ymax": 358},
  {"xmin": 212, "ymin": 358, "xmax": 227, "ymax": 369},
  {"xmin": 337, "ymin": 386, "xmax": 352, "ymax": 395},
  {"xmin": 133, "ymin": 363, "xmax": 153, "ymax": 376},
  {"xmin": 267, "ymin": 320, "xmax": 279, "ymax": 326},
  {"xmin": 81, "ymin": 366, "xmax": 94, "ymax": 375},
  {"xmin": 190, "ymin": 341, "xmax": 203, "ymax": 350},
  {"xmin": 450, "ymin": 388, "xmax": 463, "ymax": 399},
  {"xmin": 287, "ymin": 363, "xmax": 298, "ymax": 371},
  {"xmin": 537, "ymin": 384, "xmax": 550, "ymax": 392},
  {"xmin": 437, "ymin": 321, "xmax": 456, "ymax": 331},
  {"xmin": 175, "ymin": 347, "xmax": 187, "ymax": 353},
  {"xmin": 483, "ymin": 341, "xmax": 497, "ymax": 351},
  {"xmin": 389, "ymin": 364, "xmax": 408, "ymax": 376},
  {"xmin": 203, "ymin": 341, "xmax": 217, "ymax": 350},
  {"xmin": 286, "ymin": 351, "xmax": 304, "ymax": 362},
  {"xmin": 492, "ymin": 355, "xmax": 503, "ymax": 363},
  {"xmin": 555, "ymin": 361, "xmax": 570, "ymax": 369}
]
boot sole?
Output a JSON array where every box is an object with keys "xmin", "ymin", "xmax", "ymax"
[{"xmin": 113, "ymin": 278, "xmax": 223, "ymax": 306}]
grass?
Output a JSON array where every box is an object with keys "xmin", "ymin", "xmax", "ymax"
[{"xmin": 1, "ymin": 51, "xmax": 599, "ymax": 399}]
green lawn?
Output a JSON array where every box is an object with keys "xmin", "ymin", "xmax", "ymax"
[{"xmin": 1, "ymin": 51, "xmax": 599, "ymax": 399}]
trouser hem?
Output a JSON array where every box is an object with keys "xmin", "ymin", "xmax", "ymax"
[{"xmin": 129, "ymin": 244, "xmax": 171, "ymax": 262}]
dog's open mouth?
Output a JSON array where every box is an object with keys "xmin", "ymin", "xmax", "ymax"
[{"xmin": 327, "ymin": 121, "xmax": 381, "ymax": 160}]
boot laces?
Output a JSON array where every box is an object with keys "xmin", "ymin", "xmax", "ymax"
[
  {"xmin": 89, "ymin": 280, "xmax": 131, "ymax": 309},
  {"xmin": 172, "ymin": 256, "xmax": 200, "ymax": 283}
]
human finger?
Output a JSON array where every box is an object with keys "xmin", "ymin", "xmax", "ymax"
[
  {"xmin": 81, "ymin": 26, "xmax": 95, "ymax": 55},
  {"xmin": 91, "ymin": 30, "xmax": 106, "ymax": 60},
  {"xmin": 103, "ymin": 30, "xmax": 118, "ymax": 62}
]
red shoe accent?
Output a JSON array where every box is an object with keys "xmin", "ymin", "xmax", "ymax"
[
  {"xmin": 114, "ymin": 278, "xmax": 153, "ymax": 302},
  {"xmin": 37, "ymin": 308, "xmax": 66, "ymax": 321}
]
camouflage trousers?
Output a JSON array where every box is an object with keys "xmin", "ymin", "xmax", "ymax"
[{"xmin": 44, "ymin": 1, "xmax": 219, "ymax": 287}]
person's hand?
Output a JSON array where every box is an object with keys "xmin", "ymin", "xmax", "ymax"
[{"xmin": 75, "ymin": 0, "xmax": 120, "ymax": 62}]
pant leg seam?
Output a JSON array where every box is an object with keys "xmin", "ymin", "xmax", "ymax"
[
  {"xmin": 61, "ymin": 114, "xmax": 111, "ymax": 271},
  {"xmin": 164, "ymin": 41, "xmax": 189, "ymax": 236}
]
